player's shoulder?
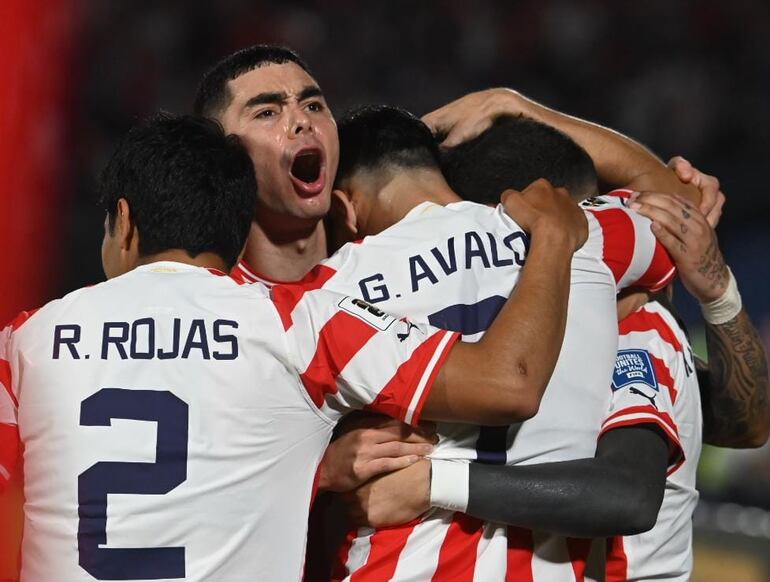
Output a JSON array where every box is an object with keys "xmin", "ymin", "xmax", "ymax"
[
  {"xmin": 1, "ymin": 278, "xmax": 104, "ymax": 345},
  {"xmin": 619, "ymin": 299, "xmax": 690, "ymax": 359}
]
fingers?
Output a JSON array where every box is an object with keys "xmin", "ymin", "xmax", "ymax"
[
  {"xmin": 630, "ymin": 192, "xmax": 712, "ymax": 258},
  {"xmin": 362, "ymin": 455, "xmax": 422, "ymax": 482},
  {"xmin": 668, "ymin": 156, "xmax": 695, "ymax": 183},
  {"xmin": 704, "ymin": 191, "xmax": 725, "ymax": 228},
  {"xmin": 374, "ymin": 441, "xmax": 433, "ymax": 460},
  {"xmin": 667, "ymin": 155, "xmax": 724, "ymax": 223}
]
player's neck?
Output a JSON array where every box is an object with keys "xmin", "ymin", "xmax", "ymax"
[
  {"xmin": 241, "ymin": 217, "xmax": 328, "ymax": 282},
  {"xmin": 137, "ymin": 250, "xmax": 229, "ymax": 273},
  {"xmin": 365, "ymin": 169, "xmax": 462, "ymax": 235}
]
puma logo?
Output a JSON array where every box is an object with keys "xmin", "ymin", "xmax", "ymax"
[{"xmin": 630, "ymin": 387, "xmax": 658, "ymax": 410}]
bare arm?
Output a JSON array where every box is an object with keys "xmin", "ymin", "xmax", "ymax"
[
  {"xmin": 699, "ymin": 313, "xmax": 770, "ymax": 447},
  {"xmin": 423, "ymin": 179, "xmax": 586, "ymax": 425},
  {"xmin": 423, "ymin": 88, "xmax": 701, "ymax": 203}
]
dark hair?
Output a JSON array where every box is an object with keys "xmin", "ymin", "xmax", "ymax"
[
  {"xmin": 194, "ymin": 45, "xmax": 311, "ymax": 118},
  {"xmin": 99, "ymin": 113, "xmax": 257, "ymax": 269},
  {"xmin": 441, "ymin": 115, "xmax": 598, "ymax": 203},
  {"xmin": 336, "ymin": 105, "xmax": 441, "ymax": 185}
]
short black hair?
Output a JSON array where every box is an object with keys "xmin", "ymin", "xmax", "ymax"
[
  {"xmin": 336, "ymin": 105, "xmax": 441, "ymax": 185},
  {"xmin": 99, "ymin": 113, "xmax": 257, "ymax": 269},
  {"xmin": 441, "ymin": 115, "xmax": 598, "ymax": 203},
  {"xmin": 194, "ymin": 45, "xmax": 311, "ymax": 118}
]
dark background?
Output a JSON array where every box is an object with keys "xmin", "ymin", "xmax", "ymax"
[{"xmin": 3, "ymin": 1, "xmax": 770, "ymax": 579}]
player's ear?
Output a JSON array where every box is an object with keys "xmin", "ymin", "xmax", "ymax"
[
  {"xmin": 115, "ymin": 198, "xmax": 138, "ymax": 252},
  {"xmin": 331, "ymin": 189, "xmax": 358, "ymax": 238}
]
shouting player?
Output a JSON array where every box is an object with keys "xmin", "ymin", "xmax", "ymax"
[
  {"xmin": 0, "ymin": 113, "xmax": 591, "ymax": 581},
  {"xmin": 284, "ymin": 104, "xmax": 703, "ymax": 581}
]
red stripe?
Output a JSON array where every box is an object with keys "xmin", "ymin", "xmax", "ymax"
[
  {"xmin": 410, "ymin": 332, "xmax": 458, "ymax": 425},
  {"xmin": 432, "ymin": 513, "xmax": 485, "ymax": 581},
  {"xmin": 300, "ymin": 311, "xmax": 378, "ymax": 408},
  {"xmin": 566, "ymin": 538, "xmax": 591, "ymax": 581},
  {"xmin": 271, "ymin": 265, "xmax": 337, "ymax": 330},
  {"xmin": 619, "ymin": 309, "xmax": 683, "ymax": 354},
  {"xmin": 331, "ymin": 529, "xmax": 356, "ymax": 582},
  {"xmin": 0, "ymin": 360, "xmax": 15, "ymax": 409},
  {"xmin": 649, "ymin": 353, "xmax": 678, "ymax": 403},
  {"xmin": 8, "ymin": 309, "xmax": 39, "ymax": 332},
  {"xmin": 605, "ymin": 536, "xmax": 628, "ymax": 582},
  {"xmin": 603, "ymin": 405, "xmax": 679, "ymax": 437},
  {"xmin": 0, "ymin": 423, "xmax": 19, "ymax": 489},
  {"xmin": 349, "ymin": 524, "xmax": 416, "ymax": 582},
  {"xmin": 586, "ymin": 208, "xmax": 635, "ymax": 285},
  {"xmin": 634, "ymin": 239, "xmax": 675, "ymax": 291},
  {"xmin": 506, "ymin": 526, "xmax": 534, "ymax": 582},
  {"xmin": 364, "ymin": 331, "xmax": 458, "ymax": 425}
]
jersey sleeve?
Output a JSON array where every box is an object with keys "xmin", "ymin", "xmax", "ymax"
[
  {"xmin": 276, "ymin": 286, "xmax": 459, "ymax": 426},
  {"xmin": 599, "ymin": 308, "xmax": 685, "ymax": 474},
  {"xmin": 0, "ymin": 324, "xmax": 20, "ymax": 490},
  {"xmin": 581, "ymin": 189, "xmax": 675, "ymax": 292}
]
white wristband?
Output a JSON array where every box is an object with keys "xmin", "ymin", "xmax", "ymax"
[
  {"xmin": 700, "ymin": 268, "xmax": 742, "ymax": 325},
  {"xmin": 429, "ymin": 459, "xmax": 469, "ymax": 513}
]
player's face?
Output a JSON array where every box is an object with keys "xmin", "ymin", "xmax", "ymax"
[{"xmin": 219, "ymin": 63, "xmax": 339, "ymax": 225}]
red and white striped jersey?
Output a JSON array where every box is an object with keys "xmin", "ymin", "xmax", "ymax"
[
  {"xmin": 604, "ymin": 300, "xmax": 702, "ymax": 582},
  {"xmin": 0, "ymin": 261, "xmax": 456, "ymax": 582},
  {"xmin": 233, "ymin": 192, "xmax": 674, "ymax": 581}
]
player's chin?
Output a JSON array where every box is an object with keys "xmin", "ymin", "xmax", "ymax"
[{"xmin": 293, "ymin": 191, "xmax": 331, "ymax": 219}]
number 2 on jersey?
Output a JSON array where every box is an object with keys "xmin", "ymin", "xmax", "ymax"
[{"xmin": 78, "ymin": 388, "xmax": 188, "ymax": 580}]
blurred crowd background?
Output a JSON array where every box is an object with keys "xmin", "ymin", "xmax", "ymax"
[{"xmin": 2, "ymin": 0, "xmax": 769, "ymax": 579}]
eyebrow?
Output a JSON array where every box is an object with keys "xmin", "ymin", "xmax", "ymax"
[{"xmin": 243, "ymin": 85, "xmax": 324, "ymax": 110}]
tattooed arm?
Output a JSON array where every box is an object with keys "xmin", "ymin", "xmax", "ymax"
[
  {"xmin": 698, "ymin": 312, "xmax": 770, "ymax": 447},
  {"xmin": 632, "ymin": 192, "xmax": 770, "ymax": 447}
]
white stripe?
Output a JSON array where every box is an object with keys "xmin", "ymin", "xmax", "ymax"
[
  {"xmin": 390, "ymin": 512, "xmax": 451, "ymax": 580},
  {"xmin": 618, "ymin": 211, "xmax": 656, "ymax": 289},
  {"xmin": 237, "ymin": 261, "xmax": 259, "ymax": 282},
  {"xmin": 345, "ymin": 527, "xmax": 374, "ymax": 578},
  {"xmin": 404, "ymin": 331, "xmax": 454, "ymax": 424},
  {"xmin": 649, "ymin": 265, "xmax": 676, "ymax": 292},
  {"xmin": 0, "ymin": 463, "xmax": 10, "ymax": 481}
]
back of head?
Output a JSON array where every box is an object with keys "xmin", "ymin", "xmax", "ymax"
[
  {"xmin": 99, "ymin": 113, "xmax": 257, "ymax": 269},
  {"xmin": 194, "ymin": 44, "xmax": 311, "ymax": 118},
  {"xmin": 441, "ymin": 115, "xmax": 598, "ymax": 203},
  {"xmin": 335, "ymin": 105, "xmax": 441, "ymax": 186}
]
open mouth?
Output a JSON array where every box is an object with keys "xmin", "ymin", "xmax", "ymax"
[{"xmin": 289, "ymin": 147, "xmax": 325, "ymax": 197}]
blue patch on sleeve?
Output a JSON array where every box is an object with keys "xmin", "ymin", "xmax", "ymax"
[{"xmin": 612, "ymin": 349, "xmax": 658, "ymax": 391}]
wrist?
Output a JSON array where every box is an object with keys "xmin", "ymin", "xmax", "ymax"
[
  {"xmin": 701, "ymin": 267, "xmax": 742, "ymax": 325},
  {"xmin": 429, "ymin": 459, "xmax": 470, "ymax": 512},
  {"xmin": 530, "ymin": 220, "xmax": 580, "ymax": 253}
]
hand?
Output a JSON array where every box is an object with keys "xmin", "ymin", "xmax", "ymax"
[
  {"xmin": 668, "ymin": 156, "xmax": 725, "ymax": 227},
  {"xmin": 344, "ymin": 459, "xmax": 431, "ymax": 528},
  {"xmin": 501, "ymin": 178, "xmax": 588, "ymax": 252},
  {"xmin": 630, "ymin": 192, "xmax": 730, "ymax": 303},
  {"xmin": 317, "ymin": 413, "xmax": 436, "ymax": 493},
  {"xmin": 422, "ymin": 88, "xmax": 523, "ymax": 147}
]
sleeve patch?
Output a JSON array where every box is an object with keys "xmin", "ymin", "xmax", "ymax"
[
  {"xmin": 612, "ymin": 349, "xmax": 658, "ymax": 391},
  {"xmin": 338, "ymin": 296, "xmax": 396, "ymax": 331}
]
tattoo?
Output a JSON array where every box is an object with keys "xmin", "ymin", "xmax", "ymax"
[
  {"xmin": 701, "ymin": 310, "xmax": 770, "ymax": 446},
  {"xmin": 682, "ymin": 208, "xmax": 691, "ymax": 220},
  {"xmin": 696, "ymin": 239, "xmax": 729, "ymax": 298},
  {"xmin": 680, "ymin": 223, "xmax": 688, "ymax": 235}
]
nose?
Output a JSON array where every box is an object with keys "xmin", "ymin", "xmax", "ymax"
[{"xmin": 290, "ymin": 108, "xmax": 313, "ymax": 137}]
